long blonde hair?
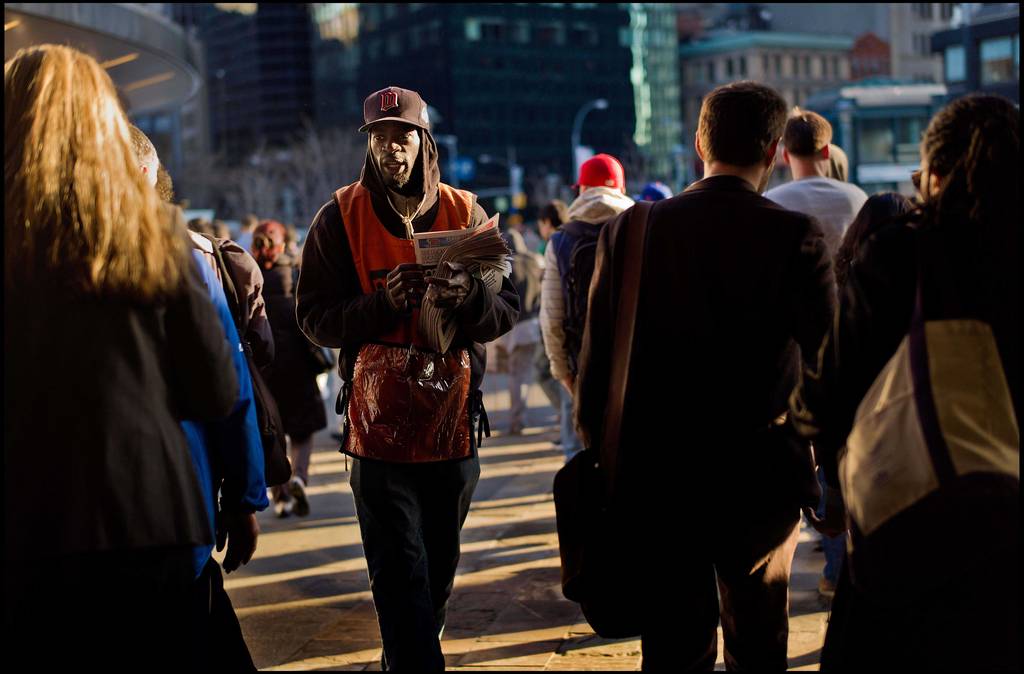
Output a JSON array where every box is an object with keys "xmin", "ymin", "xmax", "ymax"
[{"xmin": 4, "ymin": 44, "xmax": 189, "ymax": 299}]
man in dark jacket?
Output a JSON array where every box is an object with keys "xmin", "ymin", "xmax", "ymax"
[
  {"xmin": 296, "ymin": 86, "xmax": 519, "ymax": 670},
  {"xmin": 574, "ymin": 81, "xmax": 835, "ymax": 670}
]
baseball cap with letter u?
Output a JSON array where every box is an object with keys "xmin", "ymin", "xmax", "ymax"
[
  {"xmin": 359, "ymin": 86, "xmax": 432, "ymax": 133},
  {"xmin": 574, "ymin": 153, "xmax": 626, "ymax": 191}
]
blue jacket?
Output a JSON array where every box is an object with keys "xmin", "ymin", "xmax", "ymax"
[{"xmin": 182, "ymin": 251, "xmax": 269, "ymax": 578}]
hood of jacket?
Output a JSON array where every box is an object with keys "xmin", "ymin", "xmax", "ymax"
[
  {"xmin": 358, "ymin": 125, "xmax": 442, "ymax": 219},
  {"xmin": 567, "ymin": 186, "xmax": 635, "ymax": 224}
]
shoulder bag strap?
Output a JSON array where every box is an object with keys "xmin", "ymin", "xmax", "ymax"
[
  {"xmin": 907, "ymin": 235, "xmax": 957, "ymax": 484},
  {"xmin": 599, "ymin": 201, "xmax": 652, "ymax": 501},
  {"xmin": 201, "ymin": 233, "xmax": 247, "ymax": 335}
]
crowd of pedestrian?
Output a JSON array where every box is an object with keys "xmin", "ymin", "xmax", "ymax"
[{"xmin": 5, "ymin": 41, "xmax": 1017, "ymax": 672}]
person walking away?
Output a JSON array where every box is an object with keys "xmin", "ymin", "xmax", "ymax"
[
  {"xmin": 764, "ymin": 108, "xmax": 868, "ymax": 257},
  {"xmin": 130, "ymin": 123, "xmax": 270, "ymax": 668},
  {"xmin": 4, "ymin": 44, "xmax": 240, "ymax": 670},
  {"xmin": 534, "ymin": 201, "xmax": 569, "ymax": 437},
  {"xmin": 253, "ymin": 220, "xmax": 326, "ymax": 518},
  {"xmin": 296, "ymin": 86, "xmax": 519, "ymax": 670},
  {"xmin": 236, "ymin": 213, "xmax": 258, "ymax": 253},
  {"xmin": 537, "ymin": 200, "xmax": 568, "ymax": 255},
  {"xmin": 499, "ymin": 222, "xmax": 545, "ymax": 435},
  {"xmin": 826, "ymin": 143, "xmax": 849, "ymax": 182},
  {"xmin": 575, "ymin": 81, "xmax": 835, "ymax": 670},
  {"xmin": 635, "ymin": 181, "xmax": 674, "ymax": 202},
  {"xmin": 761, "ymin": 111, "xmax": 867, "ymax": 600},
  {"xmin": 541, "ymin": 155, "xmax": 634, "ymax": 461},
  {"xmin": 790, "ymin": 94, "xmax": 1019, "ymax": 671}
]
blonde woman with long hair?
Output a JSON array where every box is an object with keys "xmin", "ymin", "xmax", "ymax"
[{"xmin": 4, "ymin": 44, "xmax": 239, "ymax": 668}]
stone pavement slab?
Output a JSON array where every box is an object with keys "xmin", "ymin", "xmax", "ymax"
[{"xmin": 224, "ymin": 379, "xmax": 831, "ymax": 670}]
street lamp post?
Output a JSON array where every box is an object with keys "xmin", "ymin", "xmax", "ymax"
[
  {"xmin": 478, "ymin": 145, "xmax": 522, "ymax": 203},
  {"xmin": 571, "ymin": 98, "xmax": 609, "ymax": 181}
]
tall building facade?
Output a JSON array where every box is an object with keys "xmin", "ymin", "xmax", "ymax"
[
  {"xmin": 177, "ymin": 3, "xmax": 315, "ymax": 163},
  {"xmin": 627, "ymin": 4, "xmax": 683, "ymax": 186},
  {"xmin": 931, "ymin": 3, "xmax": 1019, "ymax": 103},
  {"xmin": 312, "ymin": 3, "xmax": 637, "ymax": 201},
  {"xmin": 763, "ymin": 3, "xmax": 958, "ymax": 82}
]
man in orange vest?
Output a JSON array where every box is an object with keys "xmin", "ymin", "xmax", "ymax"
[{"xmin": 296, "ymin": 86, "xmax": 520, "ymax": 670}]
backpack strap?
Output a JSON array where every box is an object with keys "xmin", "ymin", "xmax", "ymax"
[{"xmin": 200, "ymin": 233, "xmax": 247, "ymax": 335}]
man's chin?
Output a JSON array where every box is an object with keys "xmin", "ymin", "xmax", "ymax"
[{"xmin": 386, "ymin": 173, "xmax": 412, "ymax": 190}]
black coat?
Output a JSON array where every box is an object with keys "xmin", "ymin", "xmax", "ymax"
[
  {"xmin": 262, "ymin": 257, "xmax": 327, "ymax": 440},
  {"xmin": 575, "ymin": 175, "xmax": 835, "ymax": 512},
  {"xmin": 4, "ymin": 260, "xmax": 238, "ymax": 562},
  {"xmin": 789, "ymin": 207, "xmax": 1020, "ymax": 672}
]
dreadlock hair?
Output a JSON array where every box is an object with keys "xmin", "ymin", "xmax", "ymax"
[
  {"xmin": 918, "ymin": 94, "xmax": 1019, "ymax": 237},
  {"xmin": 916, "ymin": 94, "xmax": 1019, "ymax": 346}
]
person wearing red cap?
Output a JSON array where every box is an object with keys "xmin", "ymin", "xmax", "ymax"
[
  {"xmin": 539, "ymin": 154, "xmax": 633, "ymax": 460},
  {"xmin": 295, "ymin": 86, "xmax": 519, "ymax": 670},
  {"xmin": 251, "ymin": 220, "xmax": 327, "ymax": 520}
]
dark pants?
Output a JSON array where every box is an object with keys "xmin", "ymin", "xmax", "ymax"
[
  {"xmin": 350, "ymin": 456, "xmax": 480, "ymax": 671},
  {"xmin": 5, "ymin": 547, "xmax": 200, "ymax": 670},
  {"xmin": 192, "ymin": 558, "xmax": 257, "ymax": 671},
  {"xmin": 640, "ymin": 521, "xmax": 801, "ymax": 671}
]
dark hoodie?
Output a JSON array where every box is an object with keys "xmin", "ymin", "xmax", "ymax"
[{"xmin": 295, "ymin": 124, "xmax": 520, "ymax": 398}]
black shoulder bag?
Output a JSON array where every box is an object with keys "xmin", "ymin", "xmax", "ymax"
[{"xmin": 552, "ymin": 201, "xmax": 650, "ymax": 639}]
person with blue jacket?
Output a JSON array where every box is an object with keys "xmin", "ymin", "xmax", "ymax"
[
  {"xmin": 128, "ymin": 123, "xmax": 268, "ymax": 668},
  {"xmin": 184, "ymin": 241, "xmax": 270, "ymax": 669}
]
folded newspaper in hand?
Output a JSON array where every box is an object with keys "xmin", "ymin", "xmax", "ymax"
[{"xmin": 416, "ymin": 213, "xmax": 513, "ymax": 353}]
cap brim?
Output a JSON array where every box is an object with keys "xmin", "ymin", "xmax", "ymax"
[{"xmin": 359, "ymin": 117, "xmax": 429, "ymax": 133}]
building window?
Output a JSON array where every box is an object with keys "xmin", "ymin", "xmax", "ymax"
[
  {"xmin": 944, "ymin": 44, "xmax": 966, "ymax": 82},
  {"xmin": 940, "ymin": 3, "xmax": 953, "ymax": 20},
  {"xmin": 774, "ymin": 54, "xmax": 782, "ymax": 76},
  {"xmin": 832, "ymin": 55, "xmax": 840, "ymax": 78},
  {"xmin": 790, "ymin": 54, "xmax": 798, "ymax": 77},
  {"xmin": 762, "ymin": 53, "xmax": 769, "ymax": 76},
  {"xmin": 707, "ymin": 61, "xmax": 715, "ymax": 82},
  {"xmin": 896, "ymin": 116, "xmax": 928, "ymax": 162},
  {"xmin": 465, "ymin": 18, "xmax": 481, "ymax": 41},
  {"xmin": 480, "ymin": 20, "xmax": 507, "ymax": 42},
  {"xmin": 981, "ymin": 36, "xmax": 1017, "ymax": 85},
  {"xmin": 570, "ymin": 23, "xmax": 598, "ymax": 46},
  {"xmin": 536, "ymin": 23, "xmax": 565, "ymax": 46},
  {"xmin": 427, "ymin": 20, "xmax": 442, "ymax": 45},
  {"xmin": 386, "ymin": 34, "xmax": 401, "ymax": 57},
  {"xmin": 511, "ymin": 21, "xmax": 530, "ymax": 44},
  {"xmin": 802, "ymin": 55, "xmax": 811, "ymax": 77},
  {"xmin": 739, "ymin": 55, "xmax": 747, "ymax": 76},
  {"xmin": 858, "ymin": 118, "xmax": 895, "ymax": 163},
  {"xmin": 725, "ymin": 58, "xmax": 734, "ymax": 77}
]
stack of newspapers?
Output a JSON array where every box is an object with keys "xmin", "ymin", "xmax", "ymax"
[{"xmin": 415, "ymin": 214, "xmax": 512, "ymax": 353}]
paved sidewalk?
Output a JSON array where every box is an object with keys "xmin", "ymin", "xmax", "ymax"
[{"xmin": 221, "ymin": 378, "xmax": 830, "ymax": 670}]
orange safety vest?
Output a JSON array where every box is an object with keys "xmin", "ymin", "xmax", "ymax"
[
  {"xmin": 337, "ymin": 182, "xmax": 476, "ymax": 346},
  {"xmin": 335, "ymin": 182, "xmax": 477, "ymax": 462}
]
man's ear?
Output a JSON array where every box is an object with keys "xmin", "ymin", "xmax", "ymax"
[
  {"xmin": 820, "ymin": 144, "xmax": 830, "ymax": 160},
  {"xmin": 781, "ymin": 147, "xmax": 791, "ymax": 167},
  {"xmin": 694, "ymin": 132, "xmax": 705, "ymax": 163}
]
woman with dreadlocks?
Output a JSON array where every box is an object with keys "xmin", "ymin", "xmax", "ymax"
[{"xmin": 790, "ymin": 94, "xmax": 1019, "ymax": 670}]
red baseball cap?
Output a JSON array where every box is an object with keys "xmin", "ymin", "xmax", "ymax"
[{"xmin": 574, "ymin": 154, "xmax": 626, "ymax": 191}]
